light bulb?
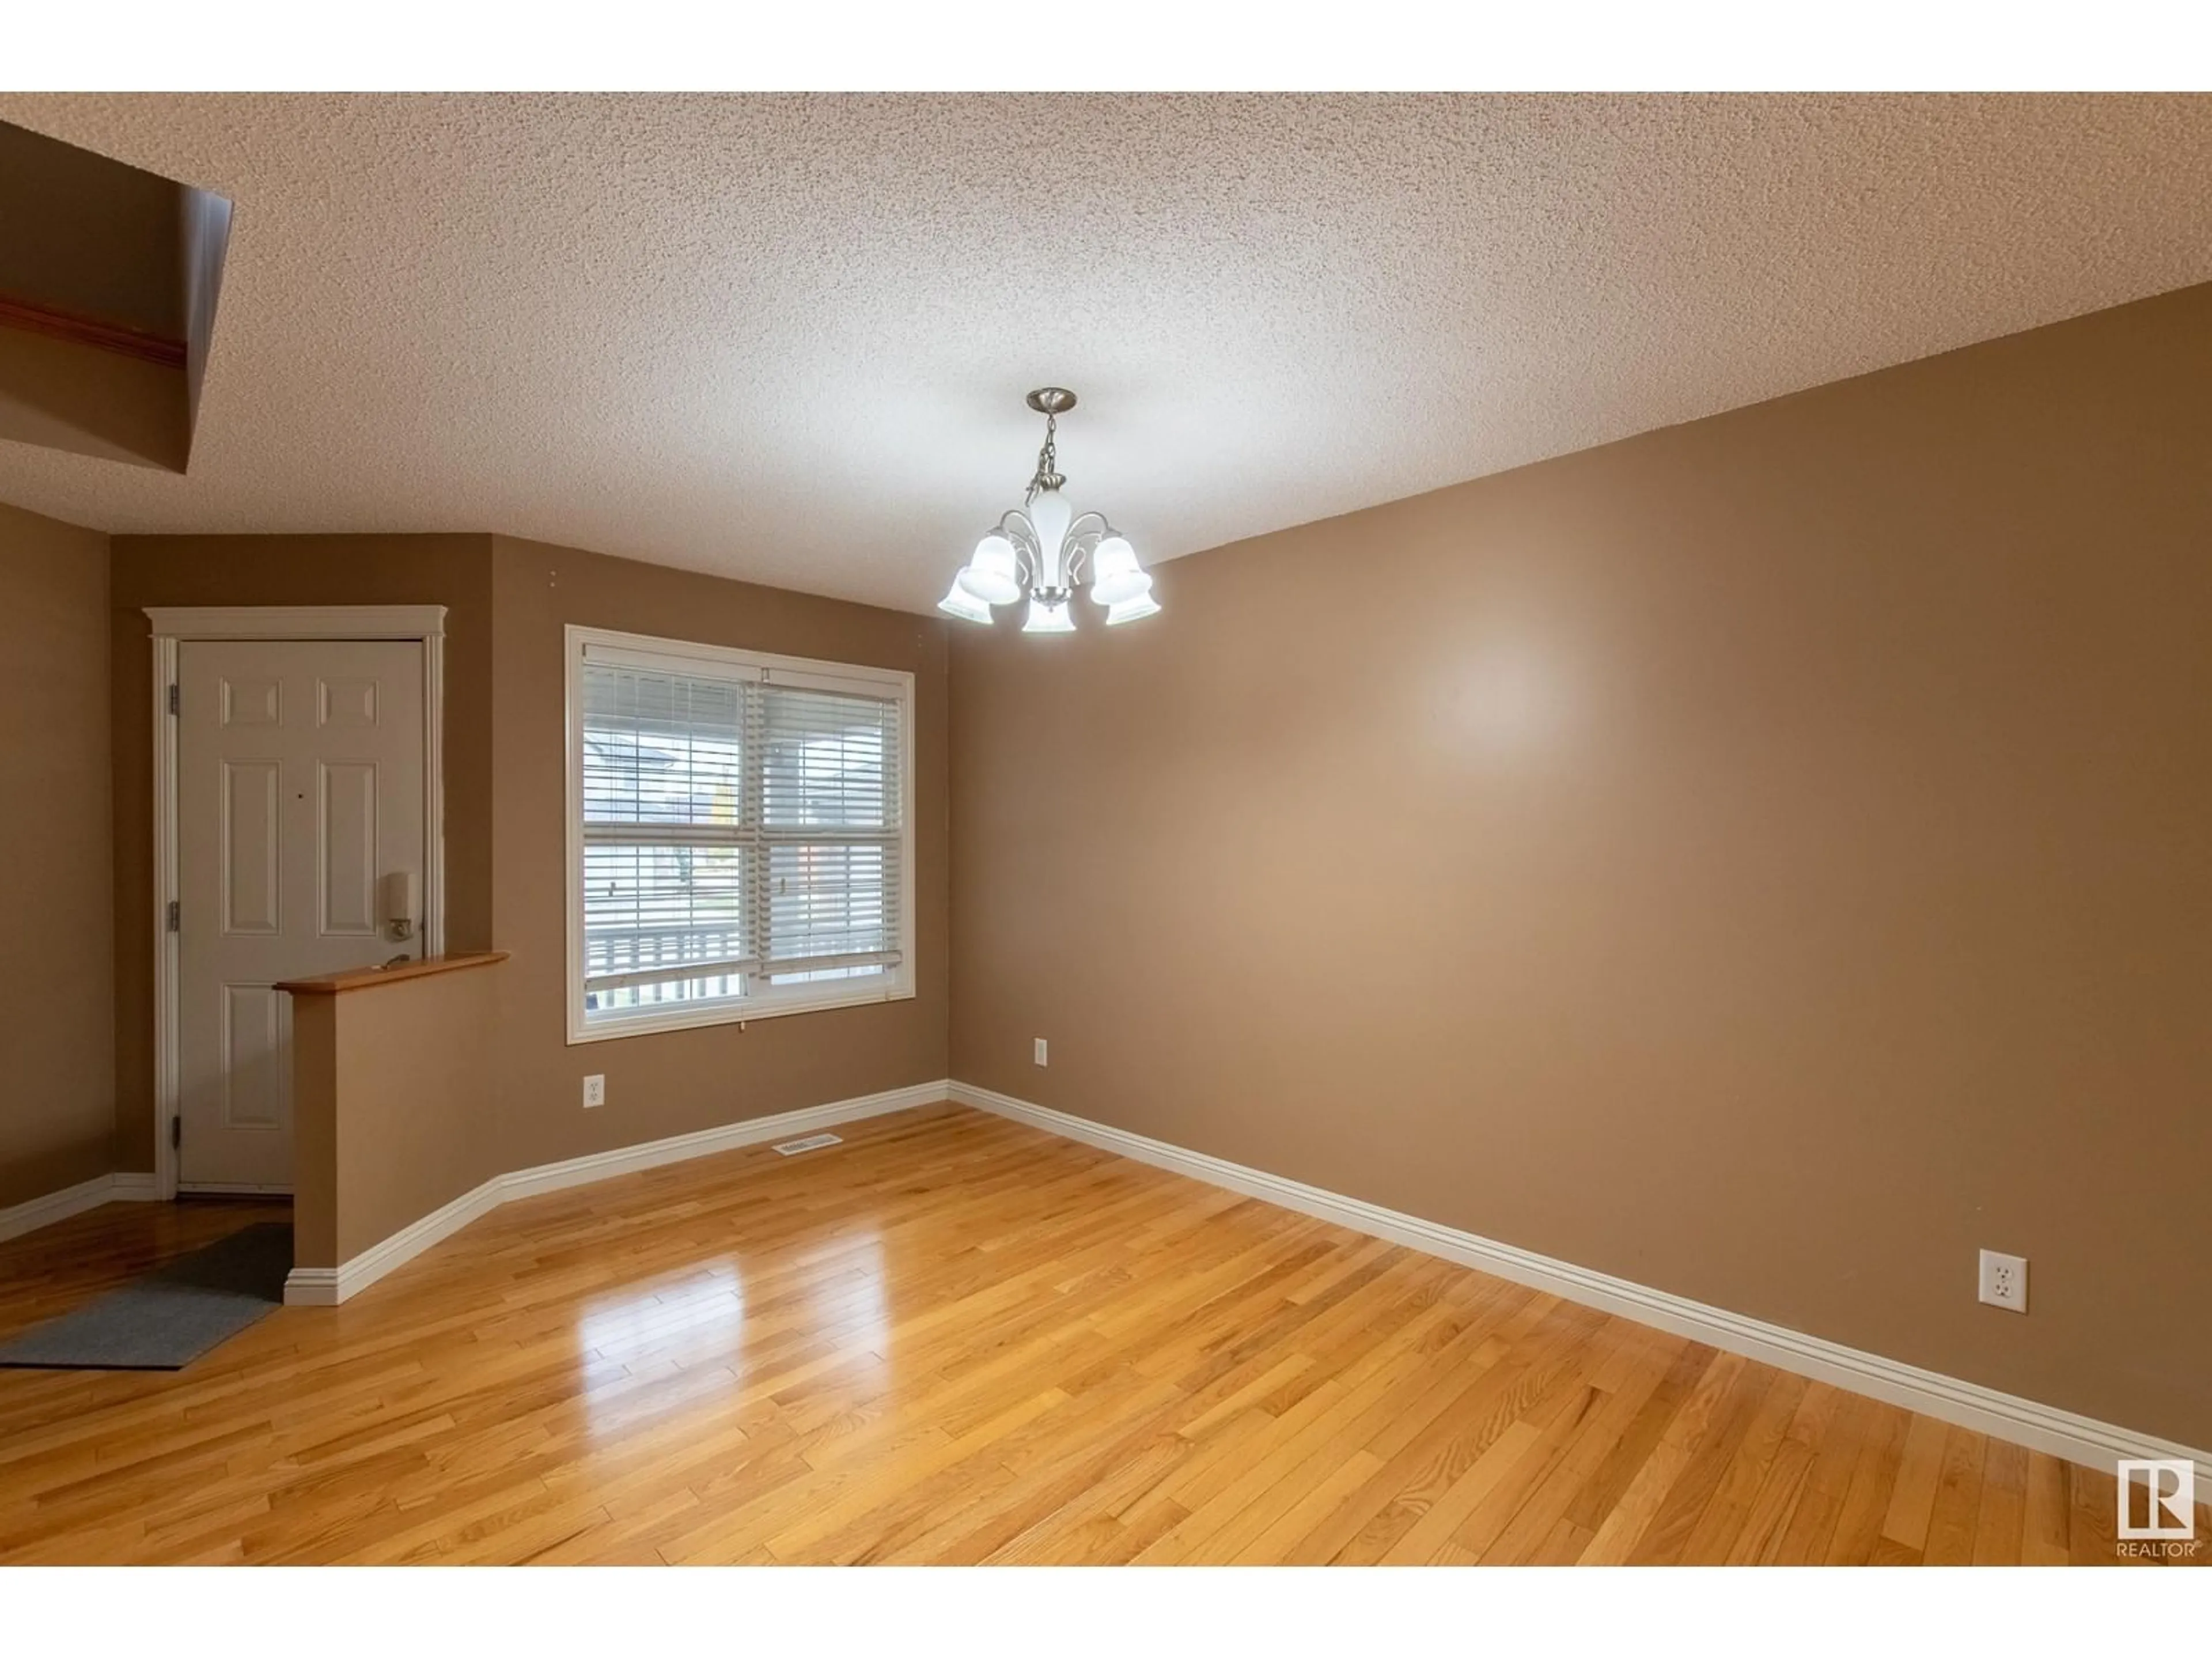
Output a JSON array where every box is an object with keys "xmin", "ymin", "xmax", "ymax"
[
  {"xmin": 1089, "ymin": 536, "xmax": 1149, "ymax": 605},
  {"xmin": 955, "ymin": 533, "xmax": 1021, "ymax": 605},
  {"xmin": 1026, "ymin": 487, "xmax": 1074, "ymax": 588},
  {"xmin": 1022, "ymin": 595, "xmax": 1076, "ymax": 634},
  {"xmin": 1104, "ymin": 591, "xmax": 1161, "ymax": 626},
  {"xmin": 937, "ymin": 579, "xmax": 993, "ymax": 624}
]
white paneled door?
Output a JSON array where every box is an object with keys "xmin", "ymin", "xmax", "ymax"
[{"xmin": 176, "ymin": 639, "xmax": 426, "ymax": 1190}]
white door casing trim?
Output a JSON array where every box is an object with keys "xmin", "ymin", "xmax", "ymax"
[
  {"xmin": 148, "ymin": 606, "xmax": 447, "ymax": 1200},
  {"xmin": 280, "ymin": 1078, "xmax": 950, "ymax": 1306},
  {"xmin": 946, "ymin": 1080, "xmax": 2212, "ymax": 1490},
  {"xmin": 143, "ymin": 606, "xmax": 451, "ymax": 641}
]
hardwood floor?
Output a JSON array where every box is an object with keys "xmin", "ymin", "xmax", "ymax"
[{"xmin": 0, "ymin": 1104, "xmax": 2199, "ymax": 1565}]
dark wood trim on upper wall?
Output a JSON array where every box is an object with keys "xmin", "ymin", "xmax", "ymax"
[{"xmin": 0, "ymin": 291, "xmax": 187, "ymax": 369}]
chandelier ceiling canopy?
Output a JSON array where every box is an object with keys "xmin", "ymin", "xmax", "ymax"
[{"xmin": 940, "ymin": 388, "xmax": 1160, "ymax": 633}]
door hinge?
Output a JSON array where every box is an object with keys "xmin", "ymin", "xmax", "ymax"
[
  {"xmin": 171, "ymin": 1116, "xmax": 181, "ymax": 1150},
  {"xmin": 166, "ymin": 899, "xmax": 180, "ymax": 933},
  {"xmin": 168, "ymin": 683, "xmax": 179, "ymax": 715}
]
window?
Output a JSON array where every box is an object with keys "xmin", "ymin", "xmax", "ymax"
[{"xmin": 565, "ymin": 626, "xmax": 915, "ymax": 1041}]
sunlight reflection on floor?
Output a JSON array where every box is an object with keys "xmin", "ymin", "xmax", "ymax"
[{"xmin": 572, "ymin": 1233, "xmax": 891, "ymax": 1435}]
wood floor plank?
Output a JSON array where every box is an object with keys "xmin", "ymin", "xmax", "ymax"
[
  {"xmin": 1469, "ymin": 1331, "xmax": 1685, "ymax": 1565},
  {"xmin": 1972, "ymin": 1439, "xmax": 2029, "ymax": 1567},
  {"xmin": 1728, "ymin": 1381, "xmax": 1842, "ymax": 1565},
  {"xmin": 2022, "ymin": 1452, "xmax": 2074, "ymax": 1566},
  {"xmin": 1878, "ymin": 1412, "xmax": 1950, "ymax": 1555},
  {"xmin": 0, "ymin": 1104, "xmax": 2179, "ymax": 1565},
  {"xmin": 1575, "ymin": 1349, "xmax": 1742, "ymax": 1565},
  {"xmin": 1675, "ymin": 1372, "xmax": 1811, "ymax": 1563},
  {"xmin": 1767, "ymin": 1388, "xmax": 1870, "ymax": 1565},
  {"xmin": 1561, "ymin": 1335, "xmax": 1716, "ymax": 1536},
  {"xmin": 1822, "ymin": 1402, "xmax": 1913, "ymax": 1565},
  {"xmin": 1921, "ymin": 1425, "xmax": 1990, "ymax": 1566},
  {"xmin": 1622, "ymin": 1358, "xmax": 1778, "ymax": 1565}
]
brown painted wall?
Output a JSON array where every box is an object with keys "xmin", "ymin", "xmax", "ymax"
[
  {"xmin": 948, "ymin": 282, "xmax": 2212, "ymax": 1450},
  {"xmin": 333, "ymin": 967, "xmax": 497, "ymax": 1260},
  {"xmin": 0, "ymin": 118, "xmax": 185, "ymax": 339},
  {"xmin": 289, "ymin": 994, "xmax": 339, "ymax": 1269},
  {"xmin": 0, "ymin": 121, "xmax": 204, "ymax": 471},
  {"xmin": 290, "ymin": 963, "xmax": 502, "ymax": 1270},
  {"xmin": 0, "ymin": 327, "xmax": 190, "ymax": 473},
  {"xmin": 100, "ymin": 529, "xmax": 948, "ymax": 1200},
  {"xmin": 108, "ymin": 534, "xmax": 497, "ymax": 1173},
  {"xmin": 0, "ymin": 502, "xmax": 116, "ymax": 1208},
  {"xmin": 486, "ymin": 536, "xmax": 949, "ymax": 1169}
]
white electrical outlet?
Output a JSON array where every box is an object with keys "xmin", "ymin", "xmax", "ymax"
[
  {"xmin": 1033, "ymin": 1037, "xmax": 1048, "ymax": 1067},
  {"xmin": 582, "ymin": 1074, "xmax": 605, "ymax": 1109},
  {"xmin": 1978, "ymin": 1248, "xmax": 2028, "ymax": 1313}
]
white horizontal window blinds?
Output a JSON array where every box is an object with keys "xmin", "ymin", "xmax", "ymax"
[
  {"xmin": 578, "ymin": 656, "xmax": 904, "ymax": 1022},
  {"xmin": 760, "ymin": 683, "xmax": 903, "ymax": 985},
  {"xmin": 579, "ymin": 664, "xmax": 753, "ymax": 1016}
]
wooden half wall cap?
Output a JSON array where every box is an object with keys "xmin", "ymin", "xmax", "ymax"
[{"xmin": 276, "ymin": 950, "xmax": 510, "ymax": 996}]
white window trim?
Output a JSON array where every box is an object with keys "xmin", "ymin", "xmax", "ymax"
[{"xmin": 563, "ymin": 623, "xmax": 917, "ymax": 1045}]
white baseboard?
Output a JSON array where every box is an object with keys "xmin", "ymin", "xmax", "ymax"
[
  {"xmin": 498, "ymin": 1080, "xmax": 946, "ymax": 1203},
  {"xmin": 949, "ymin": 1080, "xmax": 2212, "ymax": 1486},
  {"xmin": 284, "ymin": 1078, "xmax": 950, "ymax": 1308},
  {"xmin": 281, "ymin": 1177, "xmax": 502, "ymax": 1308},
  {"xmin": 0, "ymin": 1171, "xmax": 162, "ymax": 1244}
]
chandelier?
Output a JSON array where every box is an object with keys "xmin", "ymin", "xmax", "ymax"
[{"xmin": 938, "ymin": 388, "xmax": 1160, "ymax": 632}]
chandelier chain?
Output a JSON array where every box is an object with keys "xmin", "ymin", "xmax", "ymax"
[{"xmin": 1029, "ymin": 412, "xmax": 1063, "ymax": 497}]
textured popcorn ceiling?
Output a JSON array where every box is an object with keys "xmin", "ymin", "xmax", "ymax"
[{"xmin": 1, "ymin": 93, "xmax": 2209, "ymax": 614}]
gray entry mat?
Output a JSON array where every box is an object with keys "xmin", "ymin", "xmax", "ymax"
[{"xmin": 0, "ymin": 1222, "xmax": 292, "ymax": 1371}]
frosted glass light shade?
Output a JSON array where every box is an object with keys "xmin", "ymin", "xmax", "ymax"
[
  {"xmin": 1026, "ymin": 488, "xmax": 1074, "ymax": 587},
  {"xmin": 937, "ymin": 579, "xmax": 993, "ymax": 623},
  {"xmin": 1104, "ymin": 590, "xmax": 1162, "ymax": 626},
  {"xmin": 1089, "ymin": 536, "xmax": 1148, "ymax": 605},
  {"xmin": 1022, "ymin": 596, "xmax": 1076, "ymax": 634},
  {"xmin": 957, "ymin": 533, "xmax": 1021, "ymax": 605}
]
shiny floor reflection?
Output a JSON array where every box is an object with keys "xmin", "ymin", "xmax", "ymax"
[
  {"xmin": 0, "ymin": 1105, "xmax": 2195, "ymax": 1565},
  {"xmin": 577, "ymin": 1262, "xmax": 748, "ymax": 1432}
]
